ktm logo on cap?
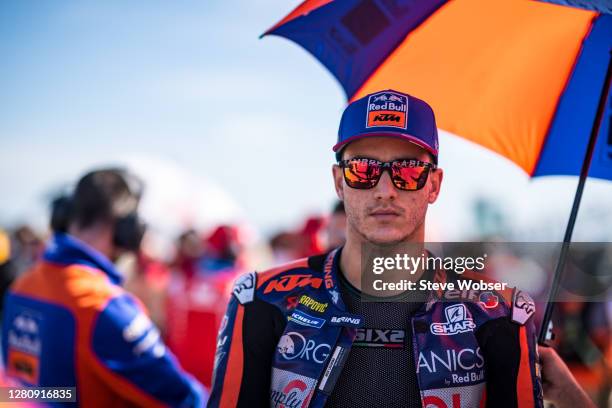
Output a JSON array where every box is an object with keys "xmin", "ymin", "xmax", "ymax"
[{"xmin": 366, "ymin": 91, "xmax": 408, "ymax": 129}]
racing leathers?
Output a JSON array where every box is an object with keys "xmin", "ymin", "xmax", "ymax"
[
  {"xmin": 2, "ymin": 233, "xmax": 204, "ymax": 407},
  {"xmin": 208, "ymin": 248, "xmax": 543, "ymax": 407}
]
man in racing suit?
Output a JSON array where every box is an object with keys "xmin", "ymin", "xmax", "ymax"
[
  {"xmin": 209, "ymin": 90, "xmax": 543, "ymax": 407},
  {"xmin": 2, "ymin": 168, "xmax": 204, "ymax": 407}
]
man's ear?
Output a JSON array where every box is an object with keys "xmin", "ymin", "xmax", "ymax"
[
  {"xmin": 428, "ymin": 168, "xmax": 443, "ymax": 204},
  {"xmin": 332, "ymin": 164, "xmax": 345, "ymax": 201}
]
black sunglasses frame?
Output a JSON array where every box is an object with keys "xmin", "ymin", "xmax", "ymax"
[{"xmin": 338, "ymin": 157, "xmax": 436, "ymax": 191}]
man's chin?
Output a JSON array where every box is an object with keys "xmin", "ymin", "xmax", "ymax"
[{"xmin": 361, "ymin": 230, "xmax": 412, "ymax": 246}]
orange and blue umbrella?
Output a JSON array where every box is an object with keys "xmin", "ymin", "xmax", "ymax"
[
  {"xmin": 264, "ymin": 0, "xmax": 612, "ymax": 344},
  {"xmin": 264, "ymin": 0, "xmax": 611, "ymax": 180}
]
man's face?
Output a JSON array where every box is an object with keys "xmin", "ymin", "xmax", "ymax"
[{"xmin": 332, "ymin": 137, "xmax": 443, "ymax": 245}]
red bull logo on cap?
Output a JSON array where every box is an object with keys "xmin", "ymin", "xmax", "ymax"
[{"xmin": 366, "ymin": 90, "xmax": 408, "ymax": 129}]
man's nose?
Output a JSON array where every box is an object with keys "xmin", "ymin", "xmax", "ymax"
[{"xmin": 374, "ymin": 170, "xmax": 398, "ymax": 200}]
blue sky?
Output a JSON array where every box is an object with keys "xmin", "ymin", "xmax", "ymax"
[{"xmin": 1, "ymin": 0, "xmax": 611, "ymax": 241}]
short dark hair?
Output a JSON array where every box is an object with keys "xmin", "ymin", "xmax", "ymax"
[{"xmin": 70, "ymin": 169, "xmax": 139, "ymax": 229}]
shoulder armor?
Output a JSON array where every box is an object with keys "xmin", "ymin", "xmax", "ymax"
[
  {"xmin": 511, "ymin": 289, "xmax": 535, "ymax": 325},
  {"xmin": 255, "ymin": 258, "xmax": 314, "ymax": 294},
  {"xmin": 232, "ymin": 271, "xmax": 256, "ymax": 305}
]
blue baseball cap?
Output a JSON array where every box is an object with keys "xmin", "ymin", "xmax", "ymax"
[{"xmin": 333, "ymin": 89, "xmax": 439, "ymax": 162}]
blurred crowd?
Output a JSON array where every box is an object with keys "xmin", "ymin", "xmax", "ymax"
[{"xmin": 0, "ymin": 199, "xmax": 346, "ymax": 391}]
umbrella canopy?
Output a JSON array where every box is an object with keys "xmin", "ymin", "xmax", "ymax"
[
  {"xmin": 542, "ymin": 0, "xmax": 611, "ymax": 13},
  {"xmin": 264, "ymin": 0, "xmax": 612, "ymax": 180}
]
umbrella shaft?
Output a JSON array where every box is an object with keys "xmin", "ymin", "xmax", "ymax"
[{"xmin": 538, "ymin": 49, "xmax": 612, "ymax": 345}]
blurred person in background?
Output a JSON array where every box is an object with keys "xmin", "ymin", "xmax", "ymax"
[
  {"xmin": 124, "ymin": 250, "xmax": 173, "ymax": 336},
  {"xmin": 298, "ymin": 216, "xmax": 326, "ymax": 257},
  {"xmin": 172, "ymin": 229, "xmax": 206, "ymax": 279},
  {"xmin": 202, "ymin": 225, "xmax": 244, "ymax": 272},
  {"xmin": 0, "ymin": 230, "xmax": 17, "ymax": 316},
  {"xmin": 2, "ymin": 168, "xmax": 204, "ymax": 407},
  {"xmin": 9, "ymin": 225, "xmax": 43, "ymax": 276},
  {"xmin": 269, "ymin": 231, "xmax": 305, "ymax": 264},
  {"xmin": 166, "ymin": 225, "xmax": 245, "ymax": 389},
  {"xmin": 268, "ymin": 217, "xmax": 326, "ymax": 265},
  {"xmin": 325, "ymin": 200, "xmax": 346, "ymax": 250}
]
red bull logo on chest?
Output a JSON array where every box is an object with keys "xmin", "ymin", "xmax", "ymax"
[{"xmin": 366, "ymin": 91, "xmax": 408, "ymax": 129}]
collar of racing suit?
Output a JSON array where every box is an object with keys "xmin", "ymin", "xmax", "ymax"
[
  {"xmin": 43, "ymin": 232, "xmax": 124, "ymax": 285},
  {"xmin": 263, "ymin": 248, "xmax": 532, "ymax": 408}
]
